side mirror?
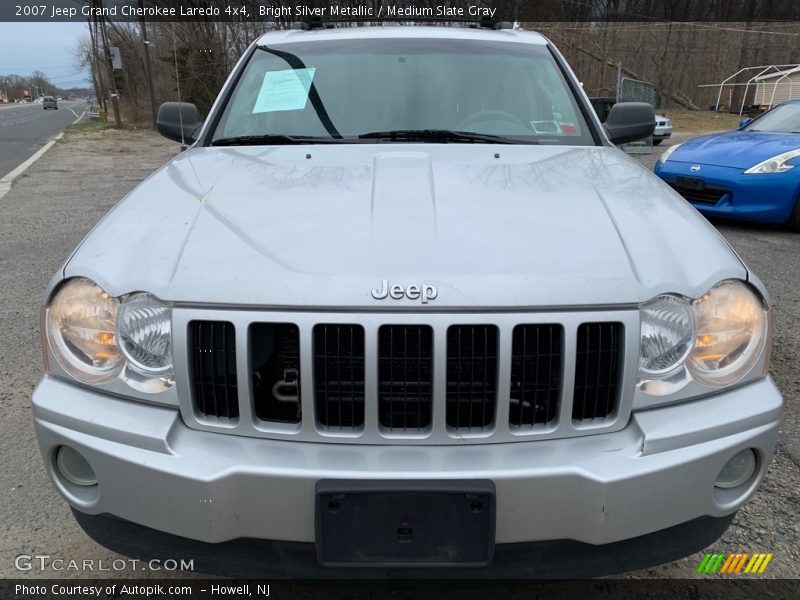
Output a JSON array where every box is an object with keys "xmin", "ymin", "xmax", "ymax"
[
  {"xmin": 156, "ymin": 102, "xmax": 203, "ymax": 144},
  {"xmin": 603, "ymin": 102, "xmax": 656, "ymax": 145},
  {"xmin": 739, "ymin": 117, "xmax": 752, "ymax": 129}
]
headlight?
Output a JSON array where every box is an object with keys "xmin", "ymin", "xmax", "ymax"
[
  {"xmin": 743, "ymin": 148, "xmax": 800, "ymax": 174},
  {"xmin": 638, "ymin": 280, "xmax": 768, "ymax": 395},
  {"xmin": 46, "ymin": 278, "xmax": 123, "ymax": 383},
  {"xmin": 117, "ymin": 293, "xmax": 174, "ymax": 393},
  {"xmin": 689, "ymin": 280, "xmax": 767, "ymax": 386},
  {"xmin": 657, "ymin": 142, "xmax": 682, "ymax": 164},
  {"xmin": 46, "ymin": 279, "xmax": 173, "ymax": 392},
  {"xmin": 639, "ymin": 295, "xmax": 695, "ymax": 378}
]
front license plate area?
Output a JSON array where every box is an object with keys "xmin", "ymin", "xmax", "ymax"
[
  {"xmin": 316, "ymin": 480, "xmax": 495, "ymax": 567},
  {"xmin": 676, "ymin": 175, "xmax": 705, "ymax": 191}
]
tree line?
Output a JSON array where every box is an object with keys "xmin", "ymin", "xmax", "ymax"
[
  {"xmin": 74, "ymin": 0, "xmax": 800, "ymax": 127},
  {"xmin": 0, "ymin": 71, "xmax": 75, "ymax": 101}
]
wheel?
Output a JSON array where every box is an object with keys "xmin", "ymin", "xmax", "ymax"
[
  {"xmin": 653, "ymin": 139, "xmax": 663, "ymax": 146},
  {"xmin": 786, "ymin": 199, "xmax": 800, "ymax": 233}
]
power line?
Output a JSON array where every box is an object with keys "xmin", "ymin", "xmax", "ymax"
[{"xmin": 537, "ymin": 22, "xmax": 800, "ymax": 36}]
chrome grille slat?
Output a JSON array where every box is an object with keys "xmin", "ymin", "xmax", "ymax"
[
  {"xmin": 572, "ymin": 322, "xmax": 623, "ymax": 421},
  {"xmin": 378, "ymin": 325, "xmax": 433, "ymax": 433},
  {"xmin": 250, "ymin": 323, "xmax": 301, "ymax": 424},
  {"xmin": 189, "ymin": 320, "xmax": 238, "ymax": 420},
  {"xmin": 313, "ymin": 324, "xmax": 365, "ymax": 430},
  {"xmin": 509, "ymin": 324, "xmax": 562, "ymax": 428},
  {"xmin": 446, "ymin": 325, "xmax": 498, "ymax": 431},
  {"xmin": 177, "ymin": 310, "xmax": 636, "ymax": 445}
]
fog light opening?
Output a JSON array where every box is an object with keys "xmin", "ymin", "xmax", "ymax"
[
  {"xmin": 715, "ymin": 448, "xmax": 757, "ymax": 490},
  {"xmin": 55, "ymin": 445, "xmax": 97, "ymax": 487}
]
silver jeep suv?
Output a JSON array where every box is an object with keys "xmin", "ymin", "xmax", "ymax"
[{"xmin": 34, "ymin": 25, "xmax": 782, "ymax": 579}]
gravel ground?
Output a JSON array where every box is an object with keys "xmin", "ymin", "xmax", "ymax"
[{"xmin": 0, "ymin": 126, "xmax": 797, "ymax": 586}]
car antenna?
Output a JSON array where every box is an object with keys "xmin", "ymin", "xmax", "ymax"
[{"xmin": 171, "ymin": 25, "xmax": 187, "ymax": 151}]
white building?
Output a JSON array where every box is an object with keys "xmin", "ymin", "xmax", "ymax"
[{"xmin": 753, "ymin": 67, "xmax": 800, "ymax": 107}]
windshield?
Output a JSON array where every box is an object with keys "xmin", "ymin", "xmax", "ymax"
[
  {"xmin": 210, "ymin": 37, "xmax": 594, "ymax": 145},
  {"xmin": 745, "ymin": 102, "xmax": 800, "ymax": 133}
]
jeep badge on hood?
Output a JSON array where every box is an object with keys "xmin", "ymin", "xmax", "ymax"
[{"xmin": 371, "ymin": 280, "xmax": 438, "ymax": 303}]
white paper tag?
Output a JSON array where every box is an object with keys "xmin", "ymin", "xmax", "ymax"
[{"xmin": 252, "ymin": 68, "xmax": 316, "ymax": 114}]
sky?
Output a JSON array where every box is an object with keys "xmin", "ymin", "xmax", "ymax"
[{"xmin": 0, "ymin": 22, "xmax": 91, "ymax": 88}]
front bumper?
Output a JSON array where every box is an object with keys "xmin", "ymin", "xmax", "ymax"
[
  {"xmin": 33, "ymin": 375, "xmax": 781, "ymax": 560},
  {"xmin": 655, "ymin": 161, "xmax": 799, "ymax": 223},
  {"xmin": 71, "ymin": 509, "xmax": 735, "ymax": 579}
]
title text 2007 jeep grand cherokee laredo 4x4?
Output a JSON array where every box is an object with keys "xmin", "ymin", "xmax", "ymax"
[{"xmin": 33, "ymin": 25, "xmax": 782, "ymax": 578}]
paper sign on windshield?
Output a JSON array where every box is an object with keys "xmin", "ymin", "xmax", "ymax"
[{"xmin": 253, "ymin": 68, "xmax": 316, "ymax": 113}]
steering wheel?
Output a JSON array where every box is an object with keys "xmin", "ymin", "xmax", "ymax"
[{"xmin": 456, "ymin": 109, "xmax": 527, "ymax": 132}]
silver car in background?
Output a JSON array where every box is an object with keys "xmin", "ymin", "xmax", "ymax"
[
  {"xmin": 653, "ymin": 114, "xmax": 673, "ymax": 144},
  {"xmin": 33, "ymin": 25, "xmax": 781, "ymax": 579}
]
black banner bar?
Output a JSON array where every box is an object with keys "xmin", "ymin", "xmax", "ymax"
[
  {"xmin": 2, "ymin": 0, "xmax": 800, "ymax": 23},
  {"xmin": 3, "ymin": 579, "xmax": 800, "ymax": 598}
]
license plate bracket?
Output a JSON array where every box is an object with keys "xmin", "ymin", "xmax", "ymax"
[
  {"xmin": 677, "ymin": 175, "xmax": 705, "ymax": 191},
  {"xmin": 316, "ymin": 480, "xmax": 495, "ymax": 567}
]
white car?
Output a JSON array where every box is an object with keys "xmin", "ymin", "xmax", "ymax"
[
  {"xmin": 653, "ymin": 114, "xmax": 673, "ymax": 145},
  {"xmin": 33, "ymin": 24, "xmax": 780, "ymax": 579}
]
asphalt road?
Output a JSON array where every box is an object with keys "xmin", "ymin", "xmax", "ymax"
[
  {"xmin": 0, "ymin": 101, "xmax": 86, "ymax": 178},
  {"xmin": 0, "ymin": 126, "xmax": 797, "ymax": 587}
]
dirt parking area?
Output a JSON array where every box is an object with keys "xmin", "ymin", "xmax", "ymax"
[
  {"xmin": 0, "ymin": 124, "xmax": 797, "ymax": 587},
  {"xmin": 657, "ymin": 108, "xmax": 744, "ymax": 133}
]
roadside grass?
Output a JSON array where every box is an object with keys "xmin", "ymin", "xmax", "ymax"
[
  {"xmin": 58, "ymin": 117, "xmax": 176, "ymax": 156},
  {"xmin": 62, "ymin": 119, "xmax": 157, "ymax": 144},
  {"xmin": 63, "ymin": 120, "xmax": 117, "ymax": 135},
  {"xmin": 659, "ymin": 108, "xmax": 744, "ymax": 132}
]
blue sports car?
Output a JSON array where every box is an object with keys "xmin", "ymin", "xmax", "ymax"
[{"xmin": 654, "ymin": 100, "xmax": 800, "ymax": 231}]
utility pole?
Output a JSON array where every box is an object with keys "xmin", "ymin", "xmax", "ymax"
[
  {"xmin": 139, "ymin": 0, "xmax": 158, "ymax": 129},
  {"xmin": 98, "ymin": 0, "xmax": 121, "ymax": 128},
  {"xmin": 86, "ymin": 16, "xmax": 105, "ymax": 108}
]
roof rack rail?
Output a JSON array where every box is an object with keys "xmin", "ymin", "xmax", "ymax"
[
  {"xmin": 289, "ymin": 18, "xmax": 516, "ymax": 30},
  {"xmin": 476, "ymin": 17, "xmax": 515, "ymax": 29},
  {"xmin": 291, "ymin": 17, "xmax": 332, "ymax": 30}
]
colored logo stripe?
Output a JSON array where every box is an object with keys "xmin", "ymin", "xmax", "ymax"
[
  {"xmin": 720, "ymin": 553, "xmax": 748, "ymax": 573},
  {"xmin": 744, "ymin": 553, "xmax": 773, "ymax": 574},
  {"xmin": 697, "ymin": 553, "xmax": 726, "ymax": 573},
  {"xmin": 698, "ymin": 552, "xmax": 773, "ymax": 574}
]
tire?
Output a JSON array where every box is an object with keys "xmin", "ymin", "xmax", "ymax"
[
  {"xmin": 653, "ymin": 139, "xmax": 663, "ymax": 146},
  {"xmin": 786, "ymin": 199, "xmax": 800, "ymax": 233}
]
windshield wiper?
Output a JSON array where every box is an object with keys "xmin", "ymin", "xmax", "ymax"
[
  {"xmin": 211, "ymin": 134, "xmax": 343, "ymax": 146},
  {"xmin": 357, "ymin": 129, "xmax": 533, "ymax": 144}
]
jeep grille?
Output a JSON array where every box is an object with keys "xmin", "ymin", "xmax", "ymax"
[{"xmin": 182, "ymin": 310, "xmax": 634, "ymax": 444}]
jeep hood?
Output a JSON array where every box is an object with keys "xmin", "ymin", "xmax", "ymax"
[{"xmin": 63, "ymin": 145, "xmax": 746, "ymax": 308}]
